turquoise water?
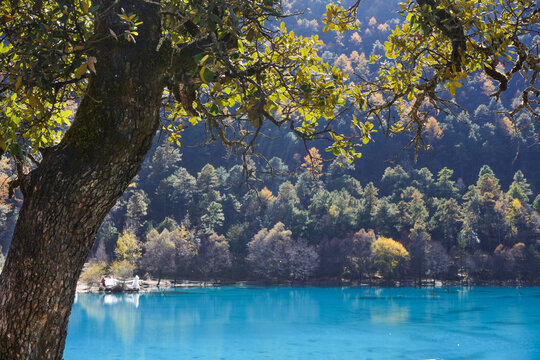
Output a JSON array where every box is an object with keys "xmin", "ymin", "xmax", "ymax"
[{"xmin": 65, "ymin": 287, "xmax": 540, "ymax": 360}]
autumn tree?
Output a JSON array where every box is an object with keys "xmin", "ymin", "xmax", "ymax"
[
  {"xmin": 371, "ymin": 236, "xmax": 410, "ymax": 280},
  {"xmin": 169, "ymin": 225, "xmax": 198, "ymax": 278},
  {"xmin": 301, "ymin": 147, "xmax": 324, "ymax": 179},
  {"xmin": 246, "ymin": 222, "xmax": 318, "ymax": 280},
  {"xmin": 141, "ymin": 228, "xmax": 176, "ymax": 284},
  {"xmin": 114, "ymin": 229, "xmax": 143, "ymax": 265}
]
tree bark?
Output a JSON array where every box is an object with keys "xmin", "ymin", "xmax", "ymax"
[{"xmin": 0, "ymin": 1, "xmax": 166, "ymax": 358}]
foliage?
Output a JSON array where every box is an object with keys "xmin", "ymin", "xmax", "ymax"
[
  {"xmin": 114, "ymin": 230, "xmax": 142, "ymax": 265},
  {"xmin": 142, "ymin": 229, "xmax": 176, "ymax": 279},
  {"xmin": 79, "ymin": 262, "xmax": 107, "ymax": 286},
  {"xmin": 246, "ymin": 222, "xmax": 318, "ymax": 280},
  {"xmin": 371, "ymin": 236, "xmax": 410, "ymax": 280},
  {"xmin": 196, "ymin": 233, "xmax": 232, "ymax": 279},
  {"xmin": 109, "ymin": 260, "xmax": 136, "ymax": 279},
  {"xmin": 1, "ymin": 0, "xmax": 539, "ymax": 286},
  {"xmin": 169, "ymin": 226, "xmax": 199, "ymax": 277},
  {"xmin": 358, "ymin": 0, "xmax": 539, "ymax": 151},
  {"xmin": 343, "ymin": 229, "xmax": 376, "ymax": 280}
]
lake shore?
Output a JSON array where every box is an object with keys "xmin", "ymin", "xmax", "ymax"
[{"xmin": 76, "ymin": 278, "xmax": 539, "ymax": 293}]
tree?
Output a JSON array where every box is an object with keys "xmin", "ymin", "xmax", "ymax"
[
  {"xmin": 114, "ymin": 230, "xmax": 142, "ymax": 265},
  {"xmin": 284, "ymin": 238, "xmax": 319, "ymax": 281},
  {"xmin": 358, "ymin": 182, "xmax": 378, "ymax": 228},
  {"xmin": 424, "ymin": 241, "xmax": 451, "ymax": 279},
  {"xmin": 407, "ymin": 221, "xmax": 431, "ymax": 283},
  {"xmin": 125, "ymin": 189, "xmax": 150, "ymax": 231},
  {"xmin": 246, "ymin": 222, "xmax": 318, "ymax": 280},
  {"xmin": 300, "ymin": 147, "xmax": 324, "ymax": 179},
  {"xmin": 200, "ymin": 201, "xmax": 225, "ymax": 234},
  {"xmin": 372, "ymin": 199, "xmax": 399, "ymax": 238},
  {"xmin": 79, "ymin": 261, "xmax": 107, "ymax": 286},
  {"xmin": 268, "ymin": 181, "xmax": 307, "ymax": 236},
  {"xmin": 94, "ymin": 216, "xmax": 118, "ymax": 260},
  {"xmin": 434, "ymin": 167, "xmax": 459, "ymax": 199},
  {"xmin": 430, "ymin": 198, "xmax": 463, "ymax": 250},
  {"xmin": 380, "ymin": 165, "xmax": 410, "ymax": 197},
  {"xmin": 146, "ymin": 141, "xmax": 183, "ymax": 182},
  {"xmin": 196, "ymin": 164, "xmax": 220, "ymax": 194},
  {"xmin": 196, "ymin": 233, "xmax": 232, "ymax": 280},
  {"xmin": 412, "ymin": 168, "xmax": 434, "ymax": 196},
  {"xmin": 371, "ymin": 236, "xmax": 410, "ymax": 281},
  {"xmin": 141, "ymin": 228, "xmax": 176, "ymax": 284},
  {"xmin": 0, "ymin": 1, "xmax": 354, "ymax": 356},
  {"xmin": 344, "ymin": 229, "xmax": 376, "ymax": 280},
  {"xmin": 156, "ymin": 167, "xmax": 197, "ymax": 217},
  {"xmin": 533, "ymin": 195, "xmax": 540, "ymax": 213},
  {"xmin": 169, "ymin": 226, "xmax": 198, "ymax": 278},
  {"xmin": 397, "ymin": 187, "xmax": 429, "ymax": 231},
  {"xmin": 507, "ymin": 170, "xmax": 533, "ymax": 205},
  {"xmin": 463, "ymin": 165, "xmax": 509, "ymax": 251}
]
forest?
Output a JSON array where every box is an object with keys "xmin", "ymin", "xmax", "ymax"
[
  {"xmin": 0, "ymin": 0, "xmax": 538, "ymax": 284},
  {"xmin": 4, "ymin": 138, "xmax": 538, "ymax": 284}
]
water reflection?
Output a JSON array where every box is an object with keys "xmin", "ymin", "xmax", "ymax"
[{"xmin": 66, "ymin": 287, "xmax": 540, "ymax": 360}]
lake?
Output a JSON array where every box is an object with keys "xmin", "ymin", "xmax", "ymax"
[{"xmin": 65, "ymin": 287, "xmax": 540, "ymax": 360}]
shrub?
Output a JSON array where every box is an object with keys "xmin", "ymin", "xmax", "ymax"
[
  {"xmin": 109, "ymin": 260, "xmax": 135, "ymax": 279},
  {"xmin": 79, "ymin": 262, "xmax": 107, "ymax": 286}
]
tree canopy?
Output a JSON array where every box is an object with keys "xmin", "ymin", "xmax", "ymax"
[{"xmin": 2, "ymin": 0, "xmax": 537, "ymax": 180}]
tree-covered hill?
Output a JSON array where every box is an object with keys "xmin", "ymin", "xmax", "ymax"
[{"xmin": 1, "ymin": 0, "xmax": 539, "ymax": 284}]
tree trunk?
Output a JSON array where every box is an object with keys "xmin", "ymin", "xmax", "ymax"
[{"xmin": 0, "ymin": 1, "xmax": 166, "ymax": 358}]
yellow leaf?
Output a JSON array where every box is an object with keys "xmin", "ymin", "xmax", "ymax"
[
  {"xmin": 27, "ymin": 94, "xmax": 44, "ymax": 112},
  {"xmin": 449, "ymin": 84, "xmax": 456, "ymax": 97},
  {"xmin": 74, "ymin": 63, "xmax": 88, "ymax": 78},
  {"xmin": 14, "ymin": 76, "xmax": 22, "ymax": 91}
]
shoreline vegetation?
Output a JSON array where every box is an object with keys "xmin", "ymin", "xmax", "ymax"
[{"xmin": 76, "ymin": 278, "xmax": 540, "ymax": 294}]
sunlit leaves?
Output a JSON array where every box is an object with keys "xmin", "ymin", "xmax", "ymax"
[
  {"xmin": 346, "ymin": 0, "xmax": 540, "ymax": 151},
  {"xmin": 0, "ymin": 0, "xmax": 96, "ymax": 157},
  {"xmin": 322, "ymin": 3, "xmax": 360, "ymax": 34}
]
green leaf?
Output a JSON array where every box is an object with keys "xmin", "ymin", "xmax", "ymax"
[
  {"xmin": 209, "ymin": 103, "xmax": 219, "ymax": 116},
  {"xmin": 200, "ymin": 67, "xmax": 214, "ymax": 83}
]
